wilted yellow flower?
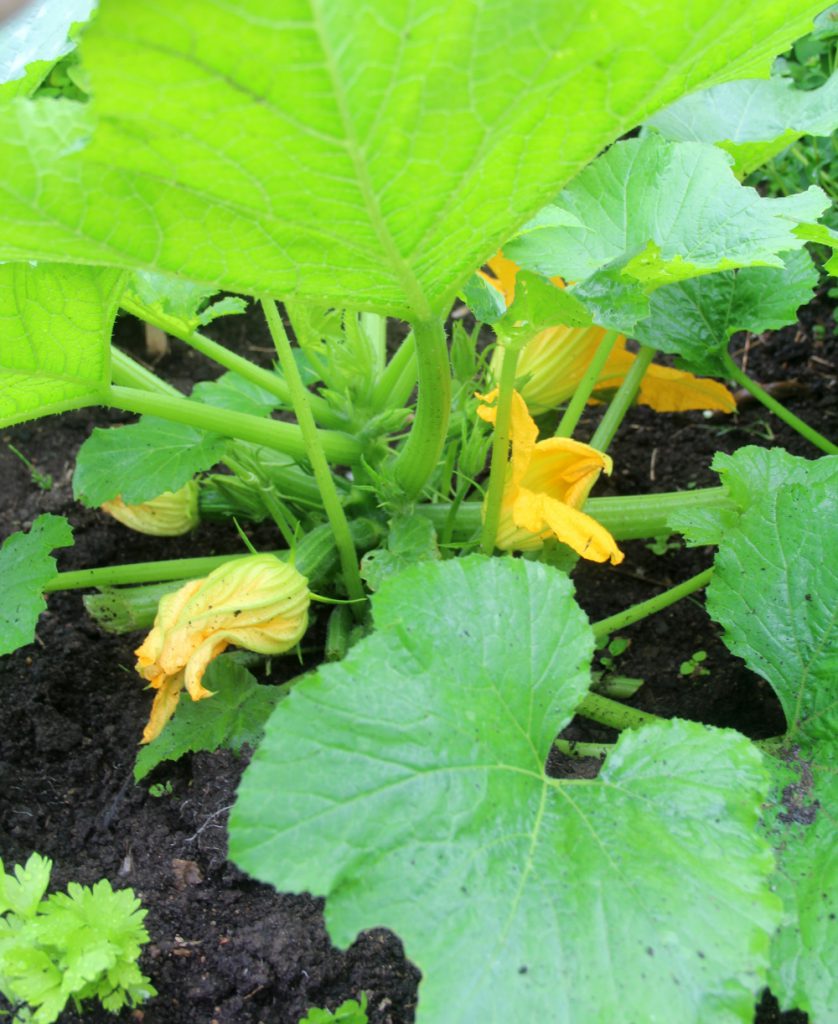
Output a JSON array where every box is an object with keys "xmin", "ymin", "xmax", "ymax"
[
  {"xmin": 102, "ymin": 482, "xmax": 200, "ymax": 536},
  {"xmin": 477, "ymin": 388, "xmax": 624, "ymax": 564},
  {"xmin": 135, "ymin": 554, "xmax": 309, "ymax": 743},
  {"xmin": 595, "ymin": 342, "xmax": 737, "ymax": 414},
  {"xmin": 482, "ymin": 255, "xmax": 736, "ymax": 416}
]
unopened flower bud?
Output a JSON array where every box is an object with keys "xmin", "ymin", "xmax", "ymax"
[
  {"xmin": 135, "ymin": 554, "xmax": 309, "ymax": 742},
  {"xmin": 102, "ymin": 482, "xmax": 200, "ymax": 536}
]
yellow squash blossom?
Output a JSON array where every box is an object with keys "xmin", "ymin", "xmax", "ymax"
[
  {"xmin": 481, "ymin": 255, "xmax": 736, "ymax": 416},
  {"xmin": 135, "ymin": 554, "xmax": 309, "ymax": 743},
  {"xmin": 102, "ymin": 482, "xmax": 200, "ymax": 536},
  {"xmin": 477, "ymin": 388, "xmax": 624, "ymax": 565}
]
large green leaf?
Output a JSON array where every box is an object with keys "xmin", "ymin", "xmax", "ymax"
[
  {"xmin": 231, "ymin": 556, "xmax": 779, "ymax": 1023},
  {"xmin": 72, "ymin": 418, "xmax": 227, "ymax": 507},
  {"xmin": 504, "ymin": 135, "xmax": 828, "ymax": 287},
  {"xmin": 0, "ymin": 0, "xmax": 96, "ymax": 99},
  {"xmin": 647, "ymin": 72, "xmax": 838, "ymax": 143},
  {"xmin": 632, "ymin": 249, "xmax": 818, "ymax": 375},
  {"xmin": 763, "ymin": 751, "xmax": 838, "ymax": 1023},
  {"xmin": 0, "ymin": 263, "xmax": 124, "ymax": 428},
  {"xmin": 0, "ymin": 514, "xmax": 73, "ymax": 657},
  {"xmin": 73, "ymin": 370, "xmax": 282, "ymax": 506},
  {"xmin": 0, "ymin": 0, "xmax": 825, "ymax": 318},
  {"xmin": 646, "ymin": 71, "xmax": 838, "ymax": 177},
  {"xmin": 702, "ymin": 449, "xmax": 838, "ymax": 1018},
  {"xmin": 707, "ymin": 460, "xmax": 838, "ymax": 746}
]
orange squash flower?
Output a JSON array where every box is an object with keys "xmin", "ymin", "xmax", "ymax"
[
  {"xmin": 481, "ymin": 255, "xmax": 736, "ymax": 416},
  {"xmin": 135, "ymin": 554, "xmax": 309, "ymax": 743},
  {"xmin": 477, "ymin": 388, "xmax": 623, "ymax": 564}
]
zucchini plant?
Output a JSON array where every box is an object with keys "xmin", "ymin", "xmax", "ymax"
[{"xmin": 0, "ymin": 2, "xmax": 836, "ymax": 1021}]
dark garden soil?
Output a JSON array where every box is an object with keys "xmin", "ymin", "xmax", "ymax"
[{"xmin": 1, "ymin": 294, "xmax": 835, "ymax": 1024}]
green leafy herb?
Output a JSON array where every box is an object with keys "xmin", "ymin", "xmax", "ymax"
[
  {"xmin": 299, "ymin": 993, "xmax": 368, "ymax": 1024},
  {"xmin": 0, "ymin": 852, "xmax": 156, "ymax": 1023}
]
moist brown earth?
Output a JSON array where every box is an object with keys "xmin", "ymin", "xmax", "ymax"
[{"xmin": 1, "ymin": 294, "xmax": 834, "ymax": 1024}]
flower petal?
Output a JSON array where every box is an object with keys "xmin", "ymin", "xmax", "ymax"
[
  {"xmin": 514, "ymin": 490, "xmax": 624, "ymax": 565},
  {"xmin": 141, "ymin": 672, "xmax": 185, "ymax": 744},
  {"xmin": 596, "ymin": 341, "xmax": 736, "ymax": 413}
]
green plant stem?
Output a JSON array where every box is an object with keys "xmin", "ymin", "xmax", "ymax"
[
  {"xmin": 44, "ymin": 552, "xmax": 273, "ymax": 592},
  {"xmin": 106, "ymin": 385, "xmax": 361, "ymax": 464},
  {"xmin": 552, "ymin": 739, "xmax": 613, "ymax": 759},
  {"xmin": 360, "ymin": 311, "xmax": 387, "ymax": 374},
  {"xmin": 555, "ymin": 330, "xmax": 619, "ymax": 438},
  {"xmin": 109, "ymin": 347, "xmax": 181, "ymax": 397},
  {"xmin": 261, "ymin": 298, "xmax": 366, "ymax": 608},
  {"xmin": 121, "ymin": 295, "xmax": 344, "ymax": 430},
  {"xmin": 576, "ymin": 692, "xmax": 663, "ymax": 731},
  {"xmin": 723, "ymin": 351, "xmax": 838, "ymax": 455},
  {"xmin": 392, "ymin": 318, "xmax": 451, "ymax": 498},
  {"xmin": 480, "ymin": 338, "xmax": 522, "ymax": 553},
  {"xmin": 589, "ymin": 345, "xmax": 656, "ymax": 453},
  {"xmin": 420, "ymin": 486, "xmax": 734, "ymax": 541},
  {"xmin": 369, "ymin": 332, "xmax": 417, "ymax": 412},
  {"xmin": 591, "ymin": 568, "xmax": 713, "ymax": 642}
]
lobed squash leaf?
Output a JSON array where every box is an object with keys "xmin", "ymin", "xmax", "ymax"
[
  {"xmin": 0, "ymin": 0, "xmax": 825, "ymax": 317},
  {"xmin": 762, "ymin": 750, "xmax": 838, "ymax": 1023},
  {"xmin": 0, "ymin": 514, "xmax": 73, "ymax": 657},
  {"xmin": 504, "ymin": 135, "xmax": 828, "ymax": 303},
  {"xmin": 707, "ymin": 457, "xmax": 838, "ymax": 745},
  {"xmin": 232, "ymin": 556, "xmax": 780, "ymax": 1023},
  {"xmin": 633, "ymin": 248, "xmax": 818, "ymax": 376},
  {"xmin": 0, "ymin": 263, "xmax": 124, "ymax": 429},
  {"xmin": 134, "ymin": 656, "xmax": 284, "ymax": 781}
]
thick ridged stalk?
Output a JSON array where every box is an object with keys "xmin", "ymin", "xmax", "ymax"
[
  {"xmin": 418, "ymin": 486, "xmax": 734, "ymax": 541},
  {"xmin": 480, "ymin": 337, "xmax": 522, "ymax": 553},
  {"xmin": 392, "ymin": 319, "xmax": 451, "ymax": 498}
]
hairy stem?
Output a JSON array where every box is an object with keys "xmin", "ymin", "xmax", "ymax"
[
  {"xmin": 109, "ymin": 347, "xmax": 181, "ymax": 397},
  {"xmin": 552, "ymin": 738, "xmax": 613, "ymax": 759},
  {"xmin": 592, "ymin": 568, "xmax": 713, "ymax": 642},
  {"xmin": 44, "ymin": 552, "xmax": 274, "ymax": 592},
  {"xmin": 106, "ymin": 385, "xmax": 361, "ymax": 464},
  {"xmin": 576, "ymin": 692, "xmax": 663, "ymax": 731},
  {"xmin": 555, "ymin": 330, "xmax": 619, "ymax": 438},
  {"xmin": 392, "ymin": 318, "xmax": 451, "ymax": 498},
  {"xmin": 121, "ymin": 295, "xmax": 344, "ymax": 429},
  {"xmin": 723, "ymin": 351, "xmax": 837, "ymax": 455},
  {"xmin": 262, "ymin": 298, "xmax": 365, "ymax": 608},
  {"xmin": 589, "ymin": 345, "xmax": 656, "ymax": 452}
]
